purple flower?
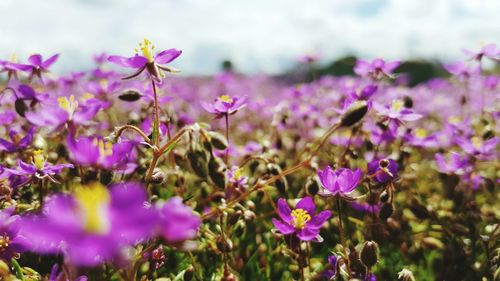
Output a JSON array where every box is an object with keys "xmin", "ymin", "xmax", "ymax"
[
  {"xmin": 403, "ymin": 128, "xmax": 439, "ymax": 148},
  {"xmin": 322, "ymin": 255, "xmax": 338, "ymax": 280},
  {"xmin": 227, "ymin": 166, "xmax": 248, "ymax": 187},
  {"xmin": 444, "ymin": 61, "xmax": 480, "ymax": 80},
  {"xmin": 0, "ymin": 209, "xmax": 30, "ymax": 261},
  {"xmin": 434, "ymin": 152, "xmax": 469, "ymax": 175},
  {"xmin": 201, "ymin": 95, "xmax": 247, "ymax": 119},
  {"xmin": 49, "ymin": 264, "xmax": 87, "ymax": 281},
  {"xmin": 19, "ymin": 182, "xmax": 157, "ymax": 266},
  {"xmin": 272, "ymin": 197, "xmax": 331, "ymax": 241},
  {"xmin": 15, "ymin": 53, "xmax": 59, "ymax": 81},
  {"xmin": 348, "ymin": 84, "xmax": 378, "ymax": 101},
  {"xmin": 0, "ymin": 128, "xmax": 34, "ymax": 153},
  {"xmin": 373, "ymin": 99, "xmax": 422, "ymax": 124},
  {"xmin": 108, "ymin": 38, "xmax": 181, "ymax": 81},
  {"xmin": 67, "ymin": 135, "xmax": 137, "ymax": 173},
  {"xmin": 317, "ymin": 166, "xmax": 362, "ymax": 198},
  {"xmin": 354, "ymin": 58, "xmax": 400, "ymax": 79},
  {"xmin": 456, "ymin": 137, "xmax": 498, "ymax": 157},
  {"xmin": 367, "ymin": 158, "xmax": 399, "ymax": 183},
  {"xmin": 5, "ymin": 150, "xmax": 73, "ymax": 181},
  {"xmin": 462, "ymin": 43, "xmax": 499, "ymax": 62},
  {"xmin": 157, "ymin": 197, "xmax": 201, "ymax": 243}
]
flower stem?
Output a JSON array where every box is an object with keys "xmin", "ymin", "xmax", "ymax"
[
  {"xmin": 336, "ymin": 196, "xmax": 352, "ymax": 277},
  {"xmin": 151, "ymin": 79, "xmax": 160, "ymax": 146},
  {"xmin": 224, "ymin": 113, "xmax": 229, "ymax": 165},
  {"xmin": 298, "ymin": 242, "xmax": 304, "ymax": 281}
]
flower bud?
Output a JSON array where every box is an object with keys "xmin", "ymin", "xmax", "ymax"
[
  {"xmin": 184, "ymin": 265, "xmax": 195, "ymax": 281},
  {"xmin": 398, "ymin": 268, "xmax": 415, "ymax": 281},
  {"xmin": 305, "ymin": 176, "xmax": 319, "ymax": 196},
  {"xmin": 187, "ymin": 145, "xmax": 209, "ymax": 179},
  {"xmin": 148, "ymin": 168, "xmax": 166, "ymax": 185},
  {"xmin": 340, "ymin": 100, "xmax": 368, "ymax": 127},
  {"xmin": 379, "ymin": 190, "xmax": 389, "ymax": 203},
  {"xmin": 360, "ymin": 241, "xmax": 379, "ymax": 269},
  {"xmin": 208, "ymin": 131, "xmax": 228, "ymax": 150},
  {"xmin": 379, "ymin": 203, "xmax": 394, "ymax": 221},
  {"xmin": 118, "ymin": 90, "xmax": 142, "ymax": 102},
  {"xmin": 15, "ymin": 99, "xmax": 28, "ymax": 117},
  {"xmin": 208, "ymin": 156, "xmax": 227, "ymax": 189}
]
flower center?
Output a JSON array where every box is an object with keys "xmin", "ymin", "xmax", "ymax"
[
  {"xmin": 0, "ymin": 233, "xmax": 10, "ymax": 252},
  {"xmin": 135, "ymin": 38, "xmax": 155, "ymax": 63},
  {"xmin": 92, "ymin": 138, "xmax": 113, "ymax": 157},
  {"xmin": 390, "ymin": 99, "xmax": 404, "ymax": 112},
  {"xmin": 291, "ymin": 208, "xmax": 311, "ymax": 230},
  {"xmin": 471, "ymin": 137, "xmax": 483, "ymax": 149},
  {"xmin": 448, "ymin": 116, "xmax": 461, "ymax": 124},
  {"xmin": 58, "ymin": 95, "xmax": 79, "ymax": 118},
  {"xmin": 32, "ymin": 149, "xmax": 46, "ymax": 170},
  {"xmin": 218, "ymin": 95, "xmax": 234, "ymax": 103},
  {"xmin": 414, "ymin": 128, "xmax": 428, "ymax": 139},
  {"xmin": 74, "ymin": 182, "xmax": 111, "ymax": 234}
]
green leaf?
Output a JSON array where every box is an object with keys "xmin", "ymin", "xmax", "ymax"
[{"xmin": 11, "ymin": 258, "xmax": 24, "ymax": 281}]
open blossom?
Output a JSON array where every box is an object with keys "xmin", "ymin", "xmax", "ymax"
[
  {"xmin": 367, "ymin": 158, "xmax": 399, "ymax": 183},
  {"xmin": 434, "ymin": 152, "xmax": 470, "ymax": 175},
  {"xmin": 318, "ymin": 166, "xmax": 362, "ymax": 198},
  {"xmin": 67, "ymin": 135, "xmax": 137, "ymax": 173},
  {"xmin": 462, "ymin": 43, "xmax": 499, "ymax": 62},
  {"xmin": 5, "ymin": 150, "xmax": 73, "ymax": 181},
  {"xmin": 456, "ymin": 136, "xmax": 498, "ymax": 157},
  {"xmin": 20, "ymin": 182, "xmax": 157, "ymax": 266},
  {"xmin": 227, "ymin": 166, "xmax": 248, "ymax": 187},
  {"xmin": 0, "ymin": 209, "xmax": 30, "ymax": 261},
  {"xmin": 373, "ymin": 99, "xmax": 422, "ymax": 124},
  {"xmin": 272, "ymin": 197, "xmax": 331, "ymax": 241},
  {"xmin": 354, "ymin": 58, "xmax": 400, "ymax": 79},
  {"xmin": 14, "ymin": 53, "xmax": 59, "ymax": 81},
  {"xmin": 403, "ymin": 128, "xmax": 439, "ymax": 148},
  {"xmin": 322, "ymin": 255, "xmax": 338, "ymax": 280},
  {"xmin": 444, "ymin": 61, "xmax": 480, "ymax": 80},
  {"xmin": 157, "ymin": 197, "xmax": 201, "ymax": 244},
  {"xmin": 201, "ymin": 95, "xmax": 247, "ymax": 119},
  {"xmin": 108, "ymin": 38, "xmax": 181, "ymax": 81},
  {"xmin": 0, "ymin": 127, "xmax": 34, "ymax": 153}
]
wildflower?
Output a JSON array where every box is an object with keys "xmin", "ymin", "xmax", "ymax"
[
  {"xmin": 462, "ymin": 43, "xmax": 499, "ymax": 62},
  {"xmin": 157, "ymin": 197, "xmax": 201, "ymax": 244},
  {"xmin": 201, "ymin": 95, "xmax": 247, "ymax": 119},
  {"xmin": 403, "ymin": 128, "xmax": 439, "ymax": 148},
  {"xmin": 0, "ymin": 209, "xmax": 30, "ymax": 261},
  {"xmin": 373, "ymin": 99, "xmax": 422, "ymax": 124},
  {"xmin": 15, "ymin": 53, "xmax": 59, "ymax": 81},
  {"xmin": 66, "ymin": 135, "xmax": 137, "ymax": 173},
  {"xmin": 322, "ymin": 255, "xmax": 338, "ymax": 280},
  {"xmin": 227, "ymin": 166, "xmax": 248, "ymax": 187},
  {"xmin": 6, "ymin": 150, "xmax": 73, "ymax": 182},
  {"xmin": 0, "ymin": 128, "xmax": 34, "ymax": 153},
  {"xmin": 108, "ymin": 38, "xmax": 181, "ymax": 81},
  {"xmin": 434, "ymin": 152, "xmax": 469, "ymax": 175},
  {"xmin": 444, "ymin": 61, "xmax": 480, "ymax": 80},
  {"xmin": 19, "ymin": 182, "xmax": 157, "ymax": 266},
  {"xmin": 367, "ymin": 158, "xmax": 399, "ymax": 183},
  {"xmin": 317, "ymin": 166, "xmax": 362, "ymax": 199},
  {"xmin": 354, "ymin": 58, "xmax": 400, "ymax": 79},
  {"xmin": 456, "ymin": 136, "xmax": 498, "ymax": 157},
  {"xmin": 49, "ymin": 264, "xmax": 88, "ymax": 281},
  {"xmin": 272, "ymin": 197, "xmax": 331, "ymax": 241}
]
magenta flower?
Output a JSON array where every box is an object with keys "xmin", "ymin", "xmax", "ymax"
[
  {"xmin": 157, "ymin": 197, "xmax": 201, "ymax": 244},
  {"xmin": 15, "ymin": 53, "xmax": 59, "ymax": 81},
  {"xmin": 5, "ymin": 150, "xmax": 73, "ymax": 182},
  {"xmin": 373, "ymin": 99, "xmax": 422, "ymax": 124},
  {"xmin": 49, "ymin": 264, "xmax": 87, "ymax": 281},
  {"xmin": 403, "ymin": 128, "xmax": 439, "ymax": 148},
  {"xmin": 19, "ymin": 182, "xmax": 158, "ymax": 266},
  {"xmin": 444, "ymin": 61, "xmax": 480, "ymax": 80},
  {"xmin": 318, "ymin": 166, "xmax": 362, "ymax": 198},
  {"xmin": 201, "ymin": 95, "xmax": 247, "ymax": 119},
  {"xmin": 0, "ymin": 208, "xmax": 30, "ymax": 261},
  {"xmin": 322, "ymin": 255, "xmax": 338, "ymax": 280},
  {"xmin": 434, "ymin": 152, "xmax": 469, "ymax": 175},
  {"xmin": 456, "ymin": 136, "xmax": 499, "ymax": 158},
  {"xmin": 462, "ymin": 43, "xmax": 499, "ymax": 62},
  {"xmin": 272, "ymin": 197, "xmax": 331, "ymax": 241},
  {"xmin": 367, "ymin": 158, "xmax": 399, "ymax": 183},
  {"xmin": 0, "ymin": 128, "xmax": 34, "ymax": 153},
  {"xmin": 108, "ymin": 38, "xmax": 181, "ymax": 81},
  {"xmin": 227, "ymin": 166, "xmax": 248, "ymax": 187},
  {"xmin": 354, "ymin": 58, "xmax": 400, "ymax": 79},
  {"xmin": 67, "ymin": 135, "xmax": 137, "ymax": 173}
]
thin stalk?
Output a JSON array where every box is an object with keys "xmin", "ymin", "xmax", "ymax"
[
  {"xmin": 298, "ymin": 242, "xmax": 304, "ymax": 281},
  {"xmin": 116, "ymin": 125, "xmax": 151, "ymax": 144},
  {"xmin": 224, "ymin": 113, "xmax": 229, "ymax": 165},
  {"xmin": 151, "ymin": 79, "xmax": 160, "ymax": 146},
  {"xmin": 336, "ymin": 196, "xmax": 352, "ymax": 277}
]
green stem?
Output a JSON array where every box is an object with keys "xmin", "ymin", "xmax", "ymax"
[
  {"xmin": 151, "ymin": 79, "xmax": 160, "ymax": 146},
  {"xmin": 224, "ymin": 113, "xmax": 229, "ymax": 165},
  {"xmin": 336, "ymin": 196, "xmax": 352, "ymax": 278}
]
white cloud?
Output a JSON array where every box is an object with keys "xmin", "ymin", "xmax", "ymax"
[{"xmin": 0, "ymin": 0, "xmax": 499, "ymax": 75}]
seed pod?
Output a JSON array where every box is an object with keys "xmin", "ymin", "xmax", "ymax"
[
  {"xmin": 184, "ymin": 265, "xmax": 194, "ymax": 281},
  {"xmin": 148, "ymin": 168, "xmax": 166, "ymax": 185},
  {"xmin": 409, "ymin": 199, "xmax": 430, "ymax": 219},
  {"xmin": 216, "ymin": 236, "xmax": 233, "ymax": 253},
  {"xmin": 482, "ymin": 129, "xmax": 494, "ymax": 140},
  {"xmin": 360, "ymin": 241, "xmax": 379, "ymax": 268},
  {"xmin": 379, "ymin": 203, "xmax": 394, "ymax": 220},
  {"xmin": 275, "ymin": 178, "xmax": 288, "ymax": 194},
  {"xmin": 266, "ymin": 163, "xmax": 282, "ymax": 176},
  {"xmin": 340, "ymin": 100, "xmax": 368, "ymax": 127},
  {"xmin": 209, "ymin": 156, "xmax": 227, "ymax": 189},
  {"xmin": 100, "ymin": 170, "xmax": 114, "ymax": 185},
  {"xmin": 305, "ymin": 176, "xmax": 319, "ymax": 196},
  {"xmin": 403, "ymin": 95, "xmax": 413, "ymax": 108},
  {"xmin": 421, "ymin": 237, "xmax": 444, "ymax": 250},
  {"xmin": 118, "ymin": 90, "xmax": 142, "ymax": 102},
  {"xmin": 398, "ymin": 268, "xmax": 416, "ymax": 281},
  {"xmin": 15, "ymin": 99, "xmax": 28, "ymax": 117},
  {"xmin": 187, "ymin": 145, "xmax": 209, "ymax": 179},
  {"xmin": 208, "ymin": 131, "xmax": 228, "ymax": 150}
]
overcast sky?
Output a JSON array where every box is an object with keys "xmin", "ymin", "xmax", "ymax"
[{"xmin": 0, "ymin": 0, "xmax": 499, "ymax": 75}]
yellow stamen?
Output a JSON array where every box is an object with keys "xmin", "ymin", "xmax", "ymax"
[
  {"xmin": 137, "ymin": 38, "xmax": 155, "ymax": 63},
  {"xmin": 414, "ymin": 128, "xmax": 428, "ymax": 139},
  {"xmin": 218, "ymin": 95, "xmax": 233, "ymax": 103},
  {"xmin": 74, "ymin": 182, "xmax": 111, "ymax": 234},
  {"xmin": 33, "ymin": 149, "xmax": 46, "ymax": 170},
  {"xmin": 58, "ymin": 95, "xmax": 79, "ymax": 118},
  {"xmin": 93, "ymin": 139, "xmax": 113, "ymax": 157},
  {"xmin": 390, "ymin": 99, "xmax": 404, "ymax": 112},
  {"xmin": 448, "ymin": 116, "xmax": 461, "ymax": 124},
  {"xmin": 291, "ymin": 208, "xmax": 311, "ymax": 230},
  {"xmin": 82, "ymin": 92, "xmax": 94, "ymax": 101},
  {"xmin": 471, "ymin": 137, "xmax": 483, "ymax": 149},
  {"xmin": 0, "ymin": 234, "xmax": 10, "ymax": 251}
]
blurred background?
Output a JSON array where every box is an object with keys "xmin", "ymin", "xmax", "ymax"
[{"xmin": 0, "ymin": 0, "xmax": 498, "ymax": 77}]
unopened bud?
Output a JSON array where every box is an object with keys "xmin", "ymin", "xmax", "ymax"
[
  {"xmin": 208, "ymin": 131, "xmax": 228, "ymax": 150},
  {"xmin": 360, "ymin": 241, "xmax": 379, "ymax": 268},
  {"xmin": 398, "ymin": 268, "xmax": 415, "ymax": 281},
  {"xmin": 148, "ymin": 168, "xmax": 165, "ymax": 184},
  {"xmin": 340, "ymin": 100, "xmax": 368, "ymax": 127},
  {"xmin": 379, "ymin": 203, "xmax": 394, "ymax": 221},
  {"xmin": 305, "ymin": 176, "xmax": 319, "ymax": 196}
]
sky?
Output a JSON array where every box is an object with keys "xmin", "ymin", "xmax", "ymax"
[{"xmin": 0, "ymin": 0, "xmax": 499, "ymax": 75}]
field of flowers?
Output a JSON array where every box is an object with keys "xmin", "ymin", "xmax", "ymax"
[{"xmin": 0, "ymin": 40, "xmax": 498, "ymax": 281}]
